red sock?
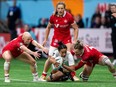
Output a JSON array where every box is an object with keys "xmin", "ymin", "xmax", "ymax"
[
  {"xmin": 42, "ymin": 73, "xmax": 47, "ymax": 77},
  {"xmin": 71, "ymin": 71, "xmax": 76, "ymax": 77}
]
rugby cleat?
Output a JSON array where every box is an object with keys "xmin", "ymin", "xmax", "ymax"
[
  {"xmin": 39, "ymin": 75, "xmax": 46, "ymax": 81},
  {"xmin": 5, "ymin": 77, "xmax": 10, "ymax": 83}
]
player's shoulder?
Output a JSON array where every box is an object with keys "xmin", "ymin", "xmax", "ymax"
[
  {"xmin": 53, "ymin": 50, "xmax": 59, "ymax": 56},
  {"xmin": 50, "ymin": 14, "xmax": 55, "ymax": 18},
  {"xmin": 65, "ymin": 11, "xmax": 73, "ymax": 17},
  {"xmin": 66, "ymin": 51, "xmax": 73, "ymax": 57}
]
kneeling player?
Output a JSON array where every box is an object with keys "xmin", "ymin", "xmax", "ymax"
[
  {"xmin": 72, "ymin": 40, "xmax": 116, "ymax": 81},
  {"xmin": 46, "ymin": 42, "xmax": 79, "ymax": 82}
]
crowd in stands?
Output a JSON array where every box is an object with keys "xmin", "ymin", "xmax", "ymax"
[{"xmin": 0, "ymin": 0, "xmax": 113, "ymax": 35}]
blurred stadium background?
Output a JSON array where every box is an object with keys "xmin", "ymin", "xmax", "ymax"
[
  {"xmin": 0, "ymin": 0, "xmax": 116, "ymax": 56},
  {"xmin": 0, "ymin": 0, "xmax": 116, "ymax": 86}
]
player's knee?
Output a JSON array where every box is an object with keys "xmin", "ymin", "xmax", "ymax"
[
  {"xmin": 81, "ymin": 75, "xmax": 89, "ymax": 81},
  {"xmin": 4, "ymin": 61, "xmax": 10, "ymax": 70},
  {"xmin": 30, "ymin": 59, "xmax": 36, "ymax": 66},
  {"xmin": 102, "ymin": 56, "xmax": 112, "ymax": 66},
  {"xmin": 80, "ymin": 72, "xmax": 89, "ymax": 81}
]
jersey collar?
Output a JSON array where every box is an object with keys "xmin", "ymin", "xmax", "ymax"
[{"xmin": 63, "ymin": 11, "xmax": 66, "ymax": 17}]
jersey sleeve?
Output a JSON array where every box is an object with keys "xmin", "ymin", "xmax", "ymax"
[
  {"xmin": 70, "ymin": 50, "xmax": 75, "ymax": 56},
  {"xmin": 67, "ymin": 52, "xmax": 75, "ymax": 66}
]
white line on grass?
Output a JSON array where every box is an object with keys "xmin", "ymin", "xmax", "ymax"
[{"xmin": 0, "ymin": 78, "xmax": 62, "ymax": 84}]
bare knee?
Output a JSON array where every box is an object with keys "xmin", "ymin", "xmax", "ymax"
[{"xmin": 30, "ymin": 59, "xmax": 36, "ymax": 66}]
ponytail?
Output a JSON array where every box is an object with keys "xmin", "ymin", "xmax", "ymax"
[{"xmin": 74, "ymin": 40, "xmax": 83, "ymax": 50}]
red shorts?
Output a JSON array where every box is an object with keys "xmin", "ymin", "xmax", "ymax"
[
  {"xmin": 2, "ymin": 46, "xmax": 23, "ymax": 58},
  {"xmin": 51, "ymin": 36, "xmax": 72, "ymax": 47},
  {"xmin": 86, "ymin": 54, "xmax": 103, "ymax": 67}
]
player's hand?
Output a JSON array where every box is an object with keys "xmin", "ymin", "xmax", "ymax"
[
  {"xmin": 33, "ymin": 51, "xmax": 41, "ymax": 59},
  {"xmin": 54, "ymin": 62, "xmax": 60, "ymax": 68},
  {"xmin": 42, "ymin": 39, "xmax": 47, "ymax": 46},
  {"xmin": 42, "ymin": 47, "xmax": 49, "ymax": 55}
]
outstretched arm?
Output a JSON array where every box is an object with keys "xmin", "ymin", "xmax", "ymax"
[
  {"xmin": 31, "ymin": 40, "xmax": 48, "ymax": 54},
  {"xmin": 75, "ymin": 60, "xmax": 86, "ymax": 70},
  {"xmin": 20, "ymin": 45, "xmax": 39, "ymax": 57},
  {"xmin": 62, "ymin": 64, "xmax": 75, "ymax": 72}
]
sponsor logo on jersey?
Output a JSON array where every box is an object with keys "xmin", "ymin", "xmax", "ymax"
[
  {"xmin": 54, "ymin": 24, "xmax": 59, "ymax": 28},
  {"xmin": 64, "ymin": 19, "xmax": 67, "ymax": 23}
]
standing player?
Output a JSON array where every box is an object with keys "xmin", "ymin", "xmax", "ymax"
[
  {"xmin": 72, "ymin": 40, "xmax": 116, "ymax": 81},
  {"xmin": 108, "ymin": 4, "xmax": 116, "ymax": 65},
  {"xmin": 2, "ymin": 32, "xmax": 48, "ymax": 82},
  {"xmin": 40, "ymin": 1, "xmax": 79, "ymax": 81},
  {"xmin": 46, "ymin": 42, "xmax": 79, "ymax": 82}
]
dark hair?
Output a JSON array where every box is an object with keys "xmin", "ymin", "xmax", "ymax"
[
  {"xmin": 109, "ymin": 3, "xmax": 116, "ymax": 7},
  {"xmin": 53, "ymin": 2, "xmax": 66, "ymax": 15},
  {"xmin": 57, "ymin": 41, "xmax": 67, "ymax": 51},
  {"xmin": 74, "ymin": 40, "xmax": 83, "ymax": 50}
]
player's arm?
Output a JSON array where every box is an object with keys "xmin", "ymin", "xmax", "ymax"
[
  {"xmin": 71, "ymin": 21, "xmax": 78, "ymax": 43},
  {"xmin": 48, "ymin": 56, "xmax": 60, "ymax": 68},
  {"xmin": 62, "ymin": 64, "xmax": 75, "ymax": 72},
  {"xmin": 45, "ymin": 22, "xmax": 52, "ymax": 40},
  {"xmin": 32, "ymin": 40, "xmax": 48, "ymax": 54},
  {"xmin": 75, "ymin": 60, "xmax": 86, "ymax": 70},
  {"xmin": 42, "ymin": 22, "xmax": 52, "ymax": 46},
  {"xmin": 20, "ymin": 45, "xmax": 39, "ymax": 57}
]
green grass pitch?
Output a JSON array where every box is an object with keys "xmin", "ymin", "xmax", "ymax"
[{"xmin": 0, "ymin": 58, "xmax": 116, "ymax": 87}]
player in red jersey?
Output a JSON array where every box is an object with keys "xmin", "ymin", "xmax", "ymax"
[
  {"xmin": 40, "ymin": 2, "xmax": 79, "ymax": 81},
  {"xmin": 2, "ymin": 32, "xmax": 48, "ymax": 82},
  {"xmin": 72, "ymin": 40, "xmax": 116, "ymax": 81}
]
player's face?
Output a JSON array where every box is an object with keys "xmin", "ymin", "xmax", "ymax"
[
  {"xmin": 24, "ymin": 25, "xmax": 29, "ymax": 31},
  {"xmin": 73, "ymin": 49, "xmax": 82, "ymax": 55},
  {"xmin": 56, "ymin": 4, "xmax": 65, "ymax": 17},
  {"xmin": 110, "ymin": 5, "xmax": 116, "ymax": 13},
  {"xmin": 24, "ymin": 37, "xmax": 32, "ymax": 44},
  {"xmin": 59, "ymin": 48, "xmax": 67, "ymax": 57}
]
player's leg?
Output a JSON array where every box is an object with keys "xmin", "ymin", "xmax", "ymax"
[
  {"xmin": 47, "ymin": 70, "xmax": 64, "ymax": 82},
  {"xmin": 99, "ymin": 55, "xmax": 116, "ymax": 78},
  {"xmin": 111, "ymin": 36, "xmax": 116, "ymax": 65},
  {"xmin": 2, "ymin": 50, "xmax": 13, "ymax": 82},
  {"xmin": 79, "ymin": 63, "xmax": 94, "ymax": 82},
  {"xmin": 17, "ymin": 52, "xmax": 39, "ymax": 81},
  {"xmin": 40, "ymin": 46, "xmax": 57, "ymax": 81}
]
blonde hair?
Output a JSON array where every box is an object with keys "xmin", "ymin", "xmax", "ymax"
[{"xmin": 74, "ymin": 40, "xmax": 84, "ymax": 50}]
